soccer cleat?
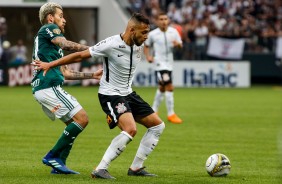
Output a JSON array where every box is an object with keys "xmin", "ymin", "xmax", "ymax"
[
  {"xmin": 50, "ymin": 168, "xmax": 80, "ymax": 174},
  {"xmin": 42, "ymin": 151, "xmax": 80, "ymax": 174},
  {"xmin": 167, "ymin": 114, "xmax": 182, "ymax": 124},
  {"xmin": 91, "ymin": 169, "xmax": 116, "ymax": 179},
  {"xmin": 128, "ymin": 167, "xmax": 157, "ymax": 177},
  {"xmin": 51, "ymin": 168, "xmax": 60, "ymax": 174}
]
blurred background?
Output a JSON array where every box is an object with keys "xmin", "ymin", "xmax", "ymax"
[{"xmin": 0, "ymin": 0, "xmax": 281, "ymax": 87}]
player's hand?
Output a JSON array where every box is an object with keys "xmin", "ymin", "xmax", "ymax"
[
  {"xmin": 31, "ymin": 60, "xmax": 50, "ymax": 76},
  {"xmin": 146, "ymin": 55, "xmax": 154, "ymax": 63},
  {"xmin": 93, "ymin": 68, "xmax": 103, "ymax": 80}
]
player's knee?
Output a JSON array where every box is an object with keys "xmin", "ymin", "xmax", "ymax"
[
  {"xmin": 77, "ymin": 113, "xmax": 89, "ymax": 128},
  {"xmin": 125, "ymin": 128, "xmax": 137, "ymax": 137},
  {"xmin": 150, "ymin": 122, "xmax": 165, "ymax": 136}
]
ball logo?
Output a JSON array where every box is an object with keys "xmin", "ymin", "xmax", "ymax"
[{"xmin": 206, "ymin": 157, "xmax": 213, "ymax": 167}]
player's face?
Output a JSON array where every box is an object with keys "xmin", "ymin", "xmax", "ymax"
[
  {"xmin": 158, "ymin": 15, "xmax": 169, "ymax": 30},
  {"xmin": 53, "ymin": 8, "xmax": 66, "ymax": 33},
  {"xmin": 132, "ymin": 23, "xmax": 150, "ymax": 46}
]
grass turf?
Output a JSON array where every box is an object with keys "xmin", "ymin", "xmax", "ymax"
[{"xmin": 0, "ymin": 86, "xmax": 281, "ymax": 184}]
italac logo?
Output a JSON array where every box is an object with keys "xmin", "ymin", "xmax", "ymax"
[{"xmin": 183, "ymin": 63, "xmax": 238, "ymax": 87}]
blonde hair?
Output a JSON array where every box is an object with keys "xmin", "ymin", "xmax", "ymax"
[{"xmin": 39, "ymin": 2, "xmax": 62, "ymax": 25}]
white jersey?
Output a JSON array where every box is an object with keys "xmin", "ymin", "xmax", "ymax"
[
  {"xmin": 145, "ymin": 27, "xmax": 182, "ymax": 71},
  {"xmin": 89, "ymin": 34, "xmax": 143, "ymax": 96}
]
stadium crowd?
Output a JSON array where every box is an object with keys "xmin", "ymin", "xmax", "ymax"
[{"xmin": 127, "ymin": 0, "xmax": 282, "ymax": 60}]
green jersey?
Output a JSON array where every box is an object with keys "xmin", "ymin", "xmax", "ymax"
[{"xmin": 31, "ymin": 23, "xmax": 65, "ymax": 93}]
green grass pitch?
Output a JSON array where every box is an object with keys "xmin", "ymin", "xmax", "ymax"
[{"xmin": 0, "ymin": 86, "xmax": 281, "ymax": 184}]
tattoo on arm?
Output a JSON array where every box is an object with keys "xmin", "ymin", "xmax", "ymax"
[
  {"xmin": 54, "ymin": 37, "xmax": 89, "ymax": 51},
  {"xmin": 67, "ymin": 70, "xmax": 94, "ymax": 80}
]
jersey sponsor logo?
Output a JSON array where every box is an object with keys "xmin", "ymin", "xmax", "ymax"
[
  {"xmin": 115, "ymin": 103, "xmax": 127, "ymax": 114},
  {"xmin": 52, "ymin": 28, "xmax": 61, "ymax": 34},
  {"xmin": 46, "ymin": 28, "xmax": 54, "ymax": 37},
  {"xmin": 31, "ymin": 79, "xmax": 40, "ymax": 88},
  {"xmin": 119, "ymin": 45, "xmax": 126, "ymax": 48}
]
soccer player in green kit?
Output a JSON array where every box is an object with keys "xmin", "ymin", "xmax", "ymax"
[{"xmin": 31, "ymin": 2, "xmax": 102, "ymax": 174}]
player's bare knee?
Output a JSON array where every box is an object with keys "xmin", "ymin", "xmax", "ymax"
[
  {"xmin": 125, "ymin": 128, "xmax": 137, "ymax": 137},
  {"xmin": 77, "ymin": 113, "xmax": 89, "ymax": 128}
]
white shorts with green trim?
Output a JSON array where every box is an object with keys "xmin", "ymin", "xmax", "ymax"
[{"xmin": 33, "ymin": 86, "xmax": 82, "ymax": 122}]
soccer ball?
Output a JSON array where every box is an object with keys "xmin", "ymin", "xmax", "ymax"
[{"xmin": 205, "ymin": 153, "xmax": 231, "ymax": 177}]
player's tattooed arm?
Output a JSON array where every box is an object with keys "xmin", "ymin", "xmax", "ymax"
[
  {"xmin": 61, "ymin": 65, "xmax": 102, "ymax": 80},
  {"xmin": 52, "ymin": 37, "xmax": 89, "ymax": 51}
]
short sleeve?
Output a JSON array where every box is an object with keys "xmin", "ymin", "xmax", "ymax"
[
  {"xmin": 89, "ymin": 37, "xmax": 113, "ymax": 58},
  {"xmin": 145, "ymin": 32, "xmax": 152, "ymax": 46}
]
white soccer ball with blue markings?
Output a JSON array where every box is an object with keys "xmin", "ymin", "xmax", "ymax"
[{"xmin": 205, "ymin": 153, "xmax": 231, "ymax": 177}]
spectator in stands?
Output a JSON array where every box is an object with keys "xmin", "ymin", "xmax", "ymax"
[
  {"xmin": 0, "ymin": 14, "xmax": 7, "ymax": 42},
  {"xmin": 10, "ymin": 39, "xmax": 27, "ymax": 65},
  {"xmin": 0, "ymin": 40, "xmax": 11, "ymax": 85},
  {"xmin": 183, "ymin": 18, "xmax": 197, "ymax": 60},
  {"xmin": 127, "ymin": 0, "xmax": 282, "ymax": 56},
  {"xmin": 194, "ymin": 19, "xmax": 208, "ymax": 60}
]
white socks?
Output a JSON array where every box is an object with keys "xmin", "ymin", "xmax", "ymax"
[
  {"xmin": 152, "ymin": 90, "xmax": 175, "ymax": 116},
  {"xmin": 165, "ymin": 91, "xmax": 175, "ymax": 116},
  {"xmin": 95, "ymin": 123, "xmax": 166, "ymax": 171},
  {"xmin": 130, "ymin": 122, "xmax": 165, "ymax": 170},
  {"xmin": 96, "ymin": 131, "xmax": 132, "ymax": 170},
  {"xmin": 152, "ymin": 89, "xmax": 164, "ymax": 112}
]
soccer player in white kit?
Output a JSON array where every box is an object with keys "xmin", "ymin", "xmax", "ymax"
[
  {"xmin": 144, "ymin": 12, "xmax": 183, "ymax": 124},
  {"xmin": 33, "ymin": 13, "xmax": 165, "ymax": 179}
]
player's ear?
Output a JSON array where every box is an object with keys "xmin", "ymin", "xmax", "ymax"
[
  {"xmin": 130, "ymin": 27, "xmax": 135, "ymax": 35},
  {"xmin": 47, "ymin": 14, "xmax": 54, "ymax": 23}
]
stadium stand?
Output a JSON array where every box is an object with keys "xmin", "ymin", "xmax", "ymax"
[{"xmin": 126, "ymin": 0, "xmax": 282, "ymax": 60}]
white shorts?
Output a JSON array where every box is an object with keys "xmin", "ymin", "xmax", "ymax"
[{"xmin": 33, "ymin": 86, "xmax": 82, "ymax": 122}]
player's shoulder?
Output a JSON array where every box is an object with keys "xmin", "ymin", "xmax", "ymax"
[
  {"xmin": 168, "ymin": 26, "xmax": 178, "ymax": 33},
  {"xmin": 39, "ymin": 23, "xmax": 58, "ymax": 32},
  {"xmin": 106, "ymin": 34, "xmax": 121, "ymax": 44},
  {"xmin": 39, "ymin": 23, "xmax": 62, "ymax": 36},
  {"xmin": 95, "ymin": 34, "xmax": 121, "ymax": 49}
]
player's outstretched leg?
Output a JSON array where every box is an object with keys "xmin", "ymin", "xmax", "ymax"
[
  {"xmin": 128, "ymin": 122, "xmax": 165, "ymax": 177},
  {"xmin": 91, "ymin": 131, "xmax": 132, "ymax": 179},
  {"xmin": 42, "ymin": 122, "xmax": 84, "ymax": 174}
]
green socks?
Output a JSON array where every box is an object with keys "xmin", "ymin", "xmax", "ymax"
[{"xmin": 51, "ymin": 122, "xmax": 83, "ymax": 159}]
